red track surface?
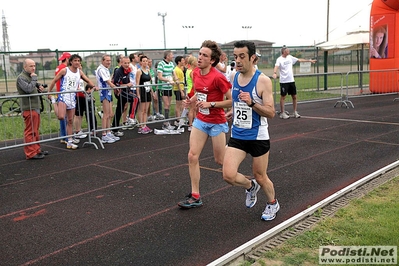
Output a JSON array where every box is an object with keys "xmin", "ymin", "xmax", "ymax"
[{"xmin": 1, "ymin": 95, "xmax": 398, "ymax": 266}]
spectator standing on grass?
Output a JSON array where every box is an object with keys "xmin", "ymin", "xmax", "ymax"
[
  {"xmin": 135, "ymin": 55, "xmax": 153, "ymax": 134},
  {"xmin": 273, "ymin": 45, "xmax": 316, "ymax": 119},
  {"xmin": 154, "ymin": 61, "xmax": 164, "ymax": 120},
  {"xmin": 147, "ymin": 58, "xmax": 164, "ymax": 121},
  {"xmin": 16, "ymin": 59, "xmax": 48, "ymax": 160},
  {"xmin": 173, "ymin": 55, "xmax": 186, "ymax": 126},
  {"xmin": 95, "ymin": 54, "xmax": 120, "ymax": 144},
  {"xmin": 177, "ymin": 40, "xmax": 232, "ymax": 209},
  {"xmin": 48, "ymin": 54, "xmax": 95, "ymax": 150},
  {"xmin": 185, "ymin": 55, "xmax": 198, "ymax": 132},
  {"xmin": 127, "ymin": 53, "xmax": 140, "ymax": 125},
  {"xmin": 111, "ymin": 56, "xmax": 133, "ymax": 136},
  {"xmin": 223, "ymin": 40, "xmax": 279, "ymax": 221},
  {"xmin": 157, "ymin": 50, "xmax": 177, "ymax": 130}
]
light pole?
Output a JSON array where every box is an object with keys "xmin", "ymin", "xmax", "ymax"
[
  {"xmin": 158, "ymin": 12, "xmax": 167, "ymax": 49},
  {"xmin": 242, "ymin": 26, "xmax": 252, "ymax": 40},
  {"xmin": 182, "ymin": 25, "xmax": 194, "ymax": 48}
]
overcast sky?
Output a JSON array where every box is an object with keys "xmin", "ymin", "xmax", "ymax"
[{"xmin": 1, "ymin": 0, "xmax": 372, "ymax": 52}]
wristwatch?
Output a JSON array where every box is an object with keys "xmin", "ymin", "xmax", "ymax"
[
  {"xmin": 210, "ymin": 102, "xmax": 216, "ymax": 108},
  {"xmin": 248, "ymin": 100, "xmax": 256, "ymax": 107}
]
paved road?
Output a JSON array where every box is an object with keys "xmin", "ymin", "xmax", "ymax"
[{"xmin": 1, "ymin": 94, "xmax": 398, "ymax": 265}]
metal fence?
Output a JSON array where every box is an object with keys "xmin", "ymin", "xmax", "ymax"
[
  {"xmin": 0, "ymin": 82, "xmax": 188, "ymax": 152},
  {"xmin": 2, "ymin": 69, "xmax": 399, "ymax": 155},
  {"xmin": 272, "ymin": 69, "xmax": 399, "ymax": 109},
  {"xmin": 1, "ymin": 45, "xmax": 370, "ymax": 95}
]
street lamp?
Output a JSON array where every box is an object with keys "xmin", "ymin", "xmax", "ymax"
[
  {"xmin": 158, "ymin": 12, "xmax": 167, "ymax": 49},
  {"xmin": 182, "ymin": 25, "xmax": 194, "ymax": 48},
  {"xmin": 242, "ymin": 26, "xmax": 252, "ymax": 40}
]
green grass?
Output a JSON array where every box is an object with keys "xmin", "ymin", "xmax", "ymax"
[{"xmin": 249, "ymin": 176, "xmax": 399, "ymax": 266}]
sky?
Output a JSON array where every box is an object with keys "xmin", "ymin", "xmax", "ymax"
[{"xmin": 1, "ymin": 0, "xmax": 372, "ymax": 52}]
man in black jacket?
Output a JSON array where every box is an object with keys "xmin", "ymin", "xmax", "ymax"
[{"xmin": 111, "ymin": 56, "xmax": 134, "ymax": 134}]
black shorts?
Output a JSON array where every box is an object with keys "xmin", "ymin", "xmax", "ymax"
[
  {"xmin": 162, "ymin": 90, "xmax": 173, "ymax": 97},
  {"xmin": 139, "ymin": 87, "xmax": 152, "ymax": 103},
  {"xmin": 280, "ymin": 82, "xmax": 297, "ymax": 96},
  {"xmin": 75, "ymin": 96, "xmax": 87, "ymax": 116},
  {"xmin": 227, "ymin": 137, "xmax": 270, "ymax": 157},
  {"xmin": 174, "ymin": 90, "xmax": 183, "ymax": 101}
]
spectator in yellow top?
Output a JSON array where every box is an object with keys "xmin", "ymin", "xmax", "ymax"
[{"xmin": 173, "ymin": 55, "xmax": 186, "ymax": 126}]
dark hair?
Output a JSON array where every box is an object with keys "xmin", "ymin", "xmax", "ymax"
[
  {"xmin": 68, "ymin": 54, "xmax": 82, "ymax": 65},
  {"xmin": 85, "ymin": 84, "xmax": 94, "ymax": 91},
  {"xmin": 175, "ymin": 55, "xmax": 183, "ymax": 65},
  {"xmin": 233, "ymin": 40, "xmax": 256, "ymax": 59},
  {"xmin": 116, "ymin": 54, "xmax": 123, "ymax": 63},
  {"xmin": 129, "ymin": 53, "xmax": 136, "ymax": 62},
  {"xmin": 200, "ymin": 40, "xmax": 221, "ymax": 67},
  {"xmin": 139, "ymin": 55, "xmax": 148, "ymax": 62}
]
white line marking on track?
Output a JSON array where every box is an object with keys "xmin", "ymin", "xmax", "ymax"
[{"xmin": 302, "ymin": 116, "xmax": 399, "ymax": 126}]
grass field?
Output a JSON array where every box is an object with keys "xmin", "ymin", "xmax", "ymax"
[{"xmin": 240, "ymin": 176, "xmax": 399, "ymax": 266}]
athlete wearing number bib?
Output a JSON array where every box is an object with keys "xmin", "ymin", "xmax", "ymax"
[
  {"xmin": 59, "ymin": 67, "xmax": 81, "ymax": 109},
  {"xmin": 223, "ymin": 41, "xmax": 278, "ymax": 221},
  {"xmin": 138, "ymin": 69, "xmax": 152, "ymax": 103},
  {"xmin": 192, "ymin": 66, "xmax": 231, "ymax": 136},
  {"xmin": 231, "ymin": 69, "xmax": 269, "ymax": 141}
]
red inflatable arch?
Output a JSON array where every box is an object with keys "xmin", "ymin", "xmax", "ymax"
[{"xmin": 370, "ymin": 0, "xmax": 399, "ymax": 92}]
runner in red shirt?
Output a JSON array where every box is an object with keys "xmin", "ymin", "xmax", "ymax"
[{"xmin": 178, "ymin": 40, "xmax": 232, "ymax": 209}]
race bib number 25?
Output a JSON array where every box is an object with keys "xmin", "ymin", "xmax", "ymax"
[{"xmin": 233, "ymin": 102, "xmax": 252, "ymax": 129}]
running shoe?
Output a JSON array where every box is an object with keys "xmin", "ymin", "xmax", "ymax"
[
  {"xmin": 178, "ymin": 193, "xmax": 203, "ymax": 209},
  {"xmin": 146, "ymin": 126, "xmax": 153, "ymax": 133},
  {"xmin": 245, "ymin": 180, "xmax": 261, "ymax": 208},
  {"xmin": 261, "ymin": 200, "xmax": 280, "ymax": 221},
  {"xmin": 66, "ymin": 141, "xmax": 78, "ymax": 150},
  {"xmin": 123, "ymin": 122, "xmax": 134, "ymax": 130},
  {"xmin": 155, "ymin": 113, "xmax": 165, "ymax": 120},
  {"xmin": 162, "ymin": 122, "xmax": 176, "ymax": 130},
  {"xmin": 294, "ymin": 111, "xmax": 301, "ymax": 118},
  {"xmin": 108, "ymin": 132, "xmax": 120, "ymax": 141},
  {"xmin": 102, "ymin": 134, "xmax": 115, "ymax": 144},
  {"xmin": 74, "ymin": 130, "xmax": 87, "ymax": 139},
  {"xmin": 141, "ymin": 126, "xmax": 152, "ymax": 134},
  {"xmin": 279, "ymin": 111, "xmax": 290, "ymax": 119},
  {"xmin": 127, "ymin": 117, "xmax": 138, "ymax": 125}
]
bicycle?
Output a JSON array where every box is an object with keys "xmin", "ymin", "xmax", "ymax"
[
  {"xmin": 0, "ymin": 94, "xmax": 21, "ymax": 116},
  {"xmin": 0, "ymin": 93, "xmax": 52, "ymax": 116}
]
